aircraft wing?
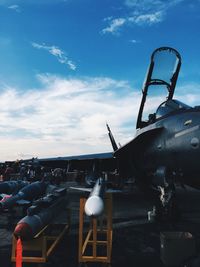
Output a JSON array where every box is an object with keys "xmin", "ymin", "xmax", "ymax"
[
  {"xmin": 38, "ymin": 127, "xmax": 163, "ymax": 173},
  {"xmin": 38, "ymin": 152, "xmax": 116, "ymax": 172}
]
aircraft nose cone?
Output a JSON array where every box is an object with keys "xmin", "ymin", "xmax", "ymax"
[{"xmin": 84, "ymin": 196, "xmax": 104, "ymax": 217}]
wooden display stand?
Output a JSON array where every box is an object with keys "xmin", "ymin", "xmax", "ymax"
[
  {"xmin": 78, "ymin": 193, "xmax": 113, "ymax": 265},
  {"xmin": 11, "ymin": 210, "xmax": 70, "ymax": 264}
]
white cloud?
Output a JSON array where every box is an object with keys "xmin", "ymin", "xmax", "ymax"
[
  {"xmin": 0, "ymin": 75, "xmax": 139, "ymax": 161},
  {"xmin": 125, "ymin": 0, "xmax": 185, "ymax": 11},
  {"xmin": 175, "ymin": 82, "xmax": 200, "ymax": 106},
  {"xmin": 8, "ymin": 4, "xmax": 20, "ymax": 12},
  {"xmin": 130, "ymin": 39, "xmax": 137, "ymax": 43},
  {"xmin": 101, "ymin": 11, "xmax": 163, "ymax": 35},
  {"xmin": 101, "ymin": 18, "xmax": 126, "ymax": 35},
  {"xmin": 0, "ymin": 74, "xmax": 197, "ymax": 162},
  {"xmin": 129, "ymin": 11, "xmax": 163, "ymax": 25},
  {"xmin": 31, "ymin": 42, "xmax": 76, "ymax": 71},
  {"xmin": 129, "ymin": 39, "xmax": 141, "ymax": 44},
  {"xmin": 101, "ymin": 0, "xmax": 185, "ymax": 35}
]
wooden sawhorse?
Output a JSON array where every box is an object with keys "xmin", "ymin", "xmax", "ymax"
[
  {"xmin": 11, "ymin": 209, "xmax": 70, "ymax": 265},
  {"xmin": 78, "ymin": 193, "xmax": 112, "ymax": 265}
]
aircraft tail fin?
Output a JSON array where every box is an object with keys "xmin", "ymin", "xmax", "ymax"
[{"xmin": 106, "ymin": 123, "xmax": 118, "ymax": 151}]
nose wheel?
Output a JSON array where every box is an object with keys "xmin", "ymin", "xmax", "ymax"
[
  {"xmin": 154, "ymin": 185, "xmax": 180, "ymax": 221},
  {"xmin": 152, "ymin": 166, "xmax": 180, "ymax": 221}
]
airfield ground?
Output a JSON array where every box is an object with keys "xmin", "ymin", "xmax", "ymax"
[{"xmin": 1, "ymin": 184, "xmax": 200, "ymax": 267}]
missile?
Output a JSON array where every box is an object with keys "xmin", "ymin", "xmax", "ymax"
[
  {"xmin": 0, "ymin": 181, "xmax": 48, "ymax": 210},
  {"xmin": 70, "ymin": 177, "xmax": 119, "ymax": 217},
  {"xmin": 14, "ymin": 188, "xmax": 67, "ymax": 240},
  {"xmin": 0, "ymin": 180, "xmax": 29, "ymax": 195},
  {"xmin": 84, "ymin": 177, "xmax": 105, "ymax": 217}
]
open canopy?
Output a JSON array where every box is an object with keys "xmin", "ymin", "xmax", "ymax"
[{"xmin": 137, "ymin": 47, "xmax": 181, "ymax": 129}]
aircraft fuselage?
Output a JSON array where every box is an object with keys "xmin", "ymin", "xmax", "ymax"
[{"xmin": 121, "ymin": 107, "xmax": 200, "ymax": 189}]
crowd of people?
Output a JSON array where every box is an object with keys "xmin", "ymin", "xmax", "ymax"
[
  {"xmin": 0, "ymin": 159, "xmax": 121, "ymax": 188},
  {"xmin": 0, "ymin": 159, "xmax": 71, "ymax": 185}
]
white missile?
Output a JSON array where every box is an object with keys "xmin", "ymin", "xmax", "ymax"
[
  {"xmin": 70, "ymin": 177, "xmax": 105, "ymax": 217},
  {"xmin": 84, "ymin": 177, "xmax": 105, "ymax": 217},
  {"xmin": 70, "ymin": 177, "xmax": 120, "ymax": 217},
  {"xmin": 84, "ymin": 195, "xmax": 104, "ymax": 217}
]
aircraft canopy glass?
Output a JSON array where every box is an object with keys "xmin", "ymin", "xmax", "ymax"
[
  {"xmin": 156, "ymin": 99, "xmax": 191, "ymax": 119},
  {"xmin": 151, "ymin": 48, "xmax": 180, "ymax": 86}
]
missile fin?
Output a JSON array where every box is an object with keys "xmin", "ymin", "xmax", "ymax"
[{"xmin": 70, "ymin": 186, "xmax": 92, "ymax": 192}]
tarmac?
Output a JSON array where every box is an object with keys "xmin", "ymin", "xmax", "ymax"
[{"xmin": 1, "ymin": 183, "xmax": 200, "ymax": 267}]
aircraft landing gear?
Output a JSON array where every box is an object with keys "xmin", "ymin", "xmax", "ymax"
[
  {"xmin": 152, "ymin": 166, "xmax": 180, "ymax": 222},
  {"xmin": 154, "ymin": 185, "xmax": 180, "ymax": 222}
]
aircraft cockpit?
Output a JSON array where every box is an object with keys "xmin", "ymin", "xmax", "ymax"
[
  {"xmin": 136, "ymin": 47, "xmax": 182, "ymax": 129},
  {"xmin": 155, "ymin": 99, "xmax": 191, "ymax": 119}
]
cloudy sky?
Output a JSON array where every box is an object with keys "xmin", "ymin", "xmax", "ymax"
[{"xmin": 0, "ymin": 0, "xmax": 200, "ymax": 161}]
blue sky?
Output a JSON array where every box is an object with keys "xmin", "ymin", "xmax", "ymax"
[{"xmin": 0, "ymin": 0, "xmax": 200, "ymax": 161}]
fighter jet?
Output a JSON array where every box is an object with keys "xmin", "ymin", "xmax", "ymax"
[{"xmin": 38, "ymin": 47, "xmax": 200, "ymax": 220}]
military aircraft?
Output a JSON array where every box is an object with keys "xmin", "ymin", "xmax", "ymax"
[{"xmin": 38, "ymin": 47, "xmax": 200, "ymax": 220}]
